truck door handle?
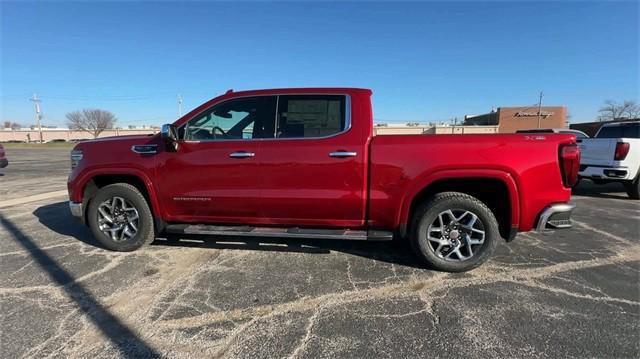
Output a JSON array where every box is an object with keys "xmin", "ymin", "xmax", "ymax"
[
  {"xmin": 229, "ymin": 151, "xmax": 255, "ymax": 158},
  {"xmin": 329, "ymin": 151, "xmax": 357, "ymax": 158}
]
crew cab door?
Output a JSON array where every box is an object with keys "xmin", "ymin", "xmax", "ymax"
[
  {"xmin": 156, "ymin": 96, "xmax": 277, "ymax": 222},
  {"xmin": 257, "ymin": 94, "xmax": 368, "ymax": 227}
]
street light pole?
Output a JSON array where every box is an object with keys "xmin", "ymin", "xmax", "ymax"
[
  {"xmin": 537, "ymin": 91, "xmax": 543, "ymax": 129},
  {"xmin": 29, "ymin": 94, "xmax": 43, "ymax": 143}
]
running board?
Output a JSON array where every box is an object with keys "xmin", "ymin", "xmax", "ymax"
[{"xmin": 165, "ymin": 224, "xmax": 393, "ymax": 241}]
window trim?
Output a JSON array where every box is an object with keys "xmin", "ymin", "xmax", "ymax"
[{"xmin": 179, "ymin": 93, "xmax": 352, "ymax": 143}]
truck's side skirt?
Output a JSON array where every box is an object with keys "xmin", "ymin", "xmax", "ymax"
[{"xmin": 165, "ymin": 224, "xmax": 393, "ymax": 241}]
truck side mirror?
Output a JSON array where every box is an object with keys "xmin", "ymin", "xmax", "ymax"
[{"xmin": 161, "ymin": 124, "xmax": 179, "ymax": 151}]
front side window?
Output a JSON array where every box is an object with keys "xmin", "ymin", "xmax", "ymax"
[
  {"xmin": 184, "ymin": 96, "xmax": 276, "ymax": 141},
  {"xmin": 276, "ymin": 95, "xmax": 346, "ymax": 138}
]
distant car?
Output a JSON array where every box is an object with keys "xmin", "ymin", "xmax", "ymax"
[
  {"xmin": 0, "ymin": 144, "xmax": 8, "ymax": 168},
  {"xmin": 578, "ymin": 121, "xmax": 639, "ymax": 199},
  {"xmin": 516, "ymin": 128, "xmax": 589, "ymax": 142},
  {"xmin": 3, "ymin": 140, "xmax": 26, "ymax": 144},
  {"xmin": 69, "ymin": 138, "xmax": 87, "ymax": 143},
  {"xmin": 47, "ymin": 139, "xmax": 68, "ymax": 143}
]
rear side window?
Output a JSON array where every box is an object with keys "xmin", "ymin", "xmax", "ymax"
[
  {"xmin": 597, "ymin": 123, "xmax": 640, "ymax": 139},
  {"xmin": 276, "ymin": 95, "xmax": 346, "ymax": 138}
]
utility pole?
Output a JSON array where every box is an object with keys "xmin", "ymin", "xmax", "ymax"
[
  {"xmin": 177, "ymin": 94, "xmax": 183, "ymax": 117},
  {"xmin": 537, "ymin": 91, "xmax": 543, "ymax": 129},
  {"xmin": 29, "ymin": 94, "xmax": 43, "ymax": 143}
]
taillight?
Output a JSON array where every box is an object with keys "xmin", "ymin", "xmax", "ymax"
[
  {"xmin": 614, "ymin": 142, "xmax": 630, "ymax": 161},
  {"xmin": 559, "ymin": 144, "xmax": 580, "ymax": 187}
]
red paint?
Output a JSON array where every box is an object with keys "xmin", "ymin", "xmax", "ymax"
[{"xmin": 68, "ymin": 88, "xmax": 575, "ymax": 235}]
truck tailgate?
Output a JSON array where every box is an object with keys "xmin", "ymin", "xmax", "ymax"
[{"xmin": 579, "ymin": 138, "xmax": 615, "ymax": 166}]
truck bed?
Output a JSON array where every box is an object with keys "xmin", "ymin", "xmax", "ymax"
[{"xmin": 369, "ymin": 133, "xmax": 575, "ymax": 232}]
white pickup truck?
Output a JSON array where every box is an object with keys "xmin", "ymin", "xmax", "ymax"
[{"xmin": 578, "ymin": 121, "xmax": 639, "ymax": 199}]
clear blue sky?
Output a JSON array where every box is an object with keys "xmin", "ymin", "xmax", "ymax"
[{"xmin": 1, "ymin": 1, "xmax": 638, "ymax": 127}]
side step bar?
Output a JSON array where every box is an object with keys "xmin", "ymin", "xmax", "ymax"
[{"xmin": 165, "ymin": 224, "xmax": 393, "ymax": 241}]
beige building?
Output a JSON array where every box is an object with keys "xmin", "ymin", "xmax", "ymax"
[
  {"xmin": 373, "ymin": 124, "xmax": 498, "ymax": 136},
  {"xmin": 0, "ymin": 128, "xmax": 159, "ymax": 143}
]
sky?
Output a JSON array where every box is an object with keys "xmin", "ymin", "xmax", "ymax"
[{"xmin": 1, "ymin": 1, "xmax": 638, "ymax": 128}]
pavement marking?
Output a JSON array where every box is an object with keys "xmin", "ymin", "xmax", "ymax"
[{"xmin": 0, "ymin": 190, "xmax": 68, "ymax": 208}]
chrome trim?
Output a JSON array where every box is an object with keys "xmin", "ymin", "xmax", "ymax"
[
  {"xmin": 131, "ymin": 144, "xmax": 158, "ymax": 154},
  {"xmin": 70, "ymin": 150, "xmax": 83, "ymax": 161},
  {"xmin": 329, "ymin": 151, "xmax": 357, "ymax": 158},
  {"xmin": 69, "ymin": 201, "xmax": 83, "ymax": 218},
  {"xmin": 180, "ymin": 93, "xmax": 352, "ymax": 143},
  {"xmin": 229, "ymin": 151, "xmax": 255, "ymax": 158},
  {"xmin": 535, "ymin": 203, "xmax": 575, "ymax": 232}
]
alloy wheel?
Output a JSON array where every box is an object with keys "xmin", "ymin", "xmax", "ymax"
[
  {"xmin": 426, "ymin": 209, "xmax": 485, "ymax": 261},
  {"xmin": 97, "ymin": 196, "xmax": 139, "ymax": 242}
]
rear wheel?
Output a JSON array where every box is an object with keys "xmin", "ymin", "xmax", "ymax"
[
  {"xmin": 410, "ymin": 192, "xmax": 499, "ymax": 272},
  {"xmin": 624, "ymin": 176, "xmax": 639, "ymax": 200},
  {"xmin": 87, "ymin": 183, "xmax": 156, "ymax": 251}
]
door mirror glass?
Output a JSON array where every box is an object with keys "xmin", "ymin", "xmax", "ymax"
[{"xmin": 161, "ymin": 124, "xmax": 178, "ymax": 151}]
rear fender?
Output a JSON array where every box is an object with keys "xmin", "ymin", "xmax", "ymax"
[{"xmin": 398, "ymin": 169, "xmax": 520, "ymax": 233}]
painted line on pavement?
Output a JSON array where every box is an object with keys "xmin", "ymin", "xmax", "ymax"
[{"xmin": 0, "ymin": 190, "xmax": 68, "ymax": 208}]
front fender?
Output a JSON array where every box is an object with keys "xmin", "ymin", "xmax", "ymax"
[{"xmin": 69, "ymin": 166, "xmax": 162, "ymax": 219}]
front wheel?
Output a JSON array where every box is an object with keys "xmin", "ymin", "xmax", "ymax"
[
  {"xmin": 410, "ymin": 192, "xmax": 499, "ymax": 272},
  {"xmin": 87, "ymin": 183, "xmax": 156, "ymax": 251}
]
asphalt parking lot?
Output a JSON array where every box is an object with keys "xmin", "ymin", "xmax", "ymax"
[{"xmin": 1, "ymin": 147, "xmax": 639, "ymax": 358}]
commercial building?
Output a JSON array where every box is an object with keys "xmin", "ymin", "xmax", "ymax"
[{"xmin": 464, "ymin": 106, "xmax": 567, "ymax": 133}]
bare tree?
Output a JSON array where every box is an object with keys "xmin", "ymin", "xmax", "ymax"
[
  {"xmin": 66, "ymin": 109, "xmax": 117, "ymax": 138},
  {"xmin": 597, "ymin": 100, "xmax": 640, "ymax": 122}
]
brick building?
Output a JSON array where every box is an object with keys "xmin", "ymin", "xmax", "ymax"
[{"xmin": 464, "ymin": 106, "xmax": 567, "ymax": 133}]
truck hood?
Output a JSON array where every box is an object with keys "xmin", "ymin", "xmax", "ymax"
[{"xmin": 80, "ymin": 134, "xmax": 156, "ymax": 143}]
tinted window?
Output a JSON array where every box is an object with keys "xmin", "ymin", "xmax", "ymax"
[
  {"xmin": 184, "ymin": 96, "xmax": 276, "ymax": 141},
  {"xmin": 276, "ymin": 95, "xmax": 346, "ymax": 138},
  {"xmin": 596, "ymin": 123, "xmax": 640, "ymax": 139}
]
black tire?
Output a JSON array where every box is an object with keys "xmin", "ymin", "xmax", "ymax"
[
  {"xmin": 624, "ymin": 176, "xmax": 639, "ymax": 200},
  {"xmin": 87, "ymin": 183, "xmax": 156, "ymax": 251},
  {"xmin": 410, "ymin": 192, "xmax": 499, "ymax": 272},
  {"xmin": 572, "ymin": 178, "xmax": 581, "ymax": 190}
]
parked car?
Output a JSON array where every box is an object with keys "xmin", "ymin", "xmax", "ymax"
[
  {"xmin": 47, "ymin": 139, "xmax": 68, "ymax": 143},
  {"xmin": 0, "ymin": 144, "xmax": 8, "ymax": 168},
  {"xmin": 516, "ymin": 128, "xmax": 589, "ymax": 142},
  {"xmin": 578, "ymin": 120, "xmax": 639, "ymax": 199},
  {"xmin": 67, "ymin": 88, "xmax": 579, "ymax": 272}
]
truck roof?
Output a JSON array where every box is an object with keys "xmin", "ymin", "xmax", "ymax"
[{"xmin": 224, "ymin": 87, "xmax": 373, "ymax": 97}]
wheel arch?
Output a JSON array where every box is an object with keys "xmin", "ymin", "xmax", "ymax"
[
  {"xmin": 399, "ymin": 170, "xmax": 520, "ymax": 241},
  {"xmin": 76, "ymin": 168, "xmax": 162, "ymax": 227}
]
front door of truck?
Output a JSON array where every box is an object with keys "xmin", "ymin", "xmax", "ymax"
[
  {"xmin": 257, "ymin": 94, "xmax": 368, "ymax": 228},
  {"xmin": 156, "ymin": 96, "xmax": 277, "ymax": 223}
]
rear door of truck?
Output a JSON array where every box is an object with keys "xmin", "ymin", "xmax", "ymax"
[{"xmin": 257, "ymin": 93, "xmax": 369, "ymax": 227}]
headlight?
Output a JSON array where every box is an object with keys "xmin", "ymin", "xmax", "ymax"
[{"xmin": 71, "ymin": 150, "xmax": 83, "ymax": 169}]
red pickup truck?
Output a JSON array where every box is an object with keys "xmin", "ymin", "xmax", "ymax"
[{"xmin": 67, "ymin": 88, "xmax": 579, "ymax": 272}]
